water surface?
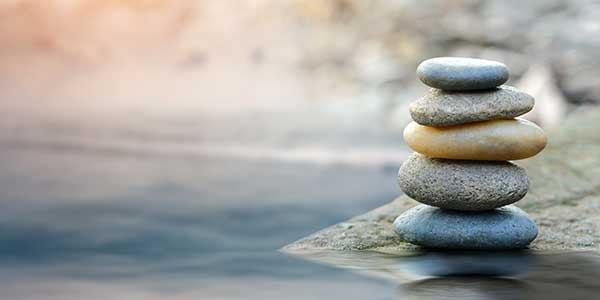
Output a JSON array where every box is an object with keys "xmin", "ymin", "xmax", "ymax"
[
  {"xmin": 0, "ymin": 134, "xmax": 402, "ymax": 299},
  {"xmin": 286, "ymin": 249, "xmax": 600, "ymax": 300},
  {"xmin": 1, "ymin": 126, "xmax": 599, "ymax": 299}
]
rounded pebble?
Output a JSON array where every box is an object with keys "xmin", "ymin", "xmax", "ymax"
[
  {"xmin": 403, "ymin": 118, "xmax": 547, "ymax": 160},
  {"xmin": 393, "ymin": 205, "xmax": 538, "ymax": 249},
  {"xmin": 409, "ymin": 85, "xmax": 534, "ymax": 127},
  {"xmin": 417, "ymin": 57, "xmax": 509, "ymax": 91},
  {"xmin": 399, "ymin": 153, "xmax": 528, "ymax": 211}
]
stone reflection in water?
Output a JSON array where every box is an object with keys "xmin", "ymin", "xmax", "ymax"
[
  {"xmin": 401, "ymin": 277, "xmax": 525, "ymax": 300},
  {"xmin": 396, "ymin": 251, "xmax": 534, "ymax": 277},
  {"xmin": 286, "ymin": 250, "xmax": 600, "ymax": 300},
  {"xmin": 283, "ymin": 250, "xmax": 534, "ymax": 280},
  {"xmin": 394, "ymin": 251, "xmax": 532, "ymax": 300}
]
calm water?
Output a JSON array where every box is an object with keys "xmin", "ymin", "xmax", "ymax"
[
  {"xmin": 286, "ymin": 249, "xmax": 600, "ymax": 299},
  {"xmin": 1, "ymin": 128, "xmax": 600, "ymax": 299},
  {"xmin": 0, "ymin": 133, "xmax": 402, "ymax": 299}
]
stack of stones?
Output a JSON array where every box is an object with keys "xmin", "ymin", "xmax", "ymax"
[{"xmin": 393, "ymin": 57, "xmax": 548, "ymax": 250}]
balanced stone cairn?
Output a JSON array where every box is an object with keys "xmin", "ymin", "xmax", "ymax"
[{"xmin": 393, "ymin": 57, "xmax": 548, "ymax": 249}]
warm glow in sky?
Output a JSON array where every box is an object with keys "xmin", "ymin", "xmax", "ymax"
[{"xmin": 0, "ymin": 1, "xmax": 313, "ymax": 123}]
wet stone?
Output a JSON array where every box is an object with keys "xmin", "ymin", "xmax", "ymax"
[
  {"xmin": 393, "ymin": 205, "xmax": 538, "ymax": 249},
  {"xmin": 409, "ymin": 85, "xmax": 534, "ymax": 127},
  {"xmin": 398, "ymin": 153, "xmax": 528, "ymax": 211},
  {"xmin": 417, "ymin": 57, "xmax": 509, "ymax": 91}
]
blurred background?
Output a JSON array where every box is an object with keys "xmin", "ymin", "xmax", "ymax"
[{"xmin": 0, "ymin": 0, "xmax": 599, "ymax": 299}]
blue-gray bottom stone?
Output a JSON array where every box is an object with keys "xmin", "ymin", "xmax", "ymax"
[{"xmin": 393, "ymin": 205, "xmax": 538, "ymax": 249}]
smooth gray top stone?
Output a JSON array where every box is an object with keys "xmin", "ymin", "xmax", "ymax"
[
  {"xmin": 410, "ymin": 85, "xmax": 534, "ymax": 126},
  {"xmin": 417, "ymin": 57, "xmax": 509, "ymax": 91},
  {"xmin": 399, "ymin": 153, "xmax": 528, "ymax": 211},
  {"xmin": 393, "ymin": 204, "xmax": 538, "ymax": 249}
]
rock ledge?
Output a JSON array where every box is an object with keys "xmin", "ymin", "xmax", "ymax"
[{"xmin": 284, "ymin": 107, "xmax": 600, "ymax": 252}]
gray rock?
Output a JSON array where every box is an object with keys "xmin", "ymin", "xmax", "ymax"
[
  {"xmin": 393, "ymin": 205, "xmax": 538, "ymax": 249},
  {"xmin": 398, "ymin": 153, "xmax": 528, "ymax": 211},
  {"xmin": 417, "ymin": 57, "xmax": 509, "ymax": 91},
  {"xmin": 409, "ymin": 86, "xmax": 534, "ymax": 126}
]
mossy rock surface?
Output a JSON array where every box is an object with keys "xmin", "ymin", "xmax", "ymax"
[{"xmin": 284, "ymin": 107, "xmax": 600, "ymax": 252}]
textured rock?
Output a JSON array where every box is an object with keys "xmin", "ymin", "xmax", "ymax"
[
  {"xmin": 403, "ymin": 118, "xmax": 547, "ymax": 160},
  {"xmin": 410, "ymin": 86, "xmax": 534, "ymax": 127},
  {"xmin": 393, "ymin": 205, "xmax": 538, "ymax": 249},
  {"xmin": 416, "ymin": 57, "xmax": 509, "ymax": 91},
  {"xmin": 283, "ymin": 107, "xmax": 600, "ymax": 252},
  {"xmin": 399, "ymin": 153, "xmax": 528, "ymax": 211}
]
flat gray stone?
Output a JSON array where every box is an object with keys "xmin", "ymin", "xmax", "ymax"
[
  {"xmin": 409, "ymin": 85, "xmax": 534, "ymax": 126},
  {"xmin": 417, "ymin": 57, "xmax": 509, "ymax": 91},
  {"xmin": 393, "ymin": 205, "xmax": 538, "ymax": 249},
  {"xmin": 283, "ymin": 106, "xmax": 600, "ymax": 252},
  {"xmin": 399, "ymin": 153, "xmax": 528, "ymax": 211}
]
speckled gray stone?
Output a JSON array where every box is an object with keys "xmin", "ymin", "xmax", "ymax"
[
  {"xmin": 417, "ymin": 57, "xmax": 509, "ymax": 91},
  {"xmin": 393, "ymin": 204, "xmax": 538, "ymax": 249},
  {"xmin": 399, "ymin": 153, "xmax": 528, "ymax": 211},
  {"xmin": 410, "ymin": 85, "xmax": 534, "ymax": 127}
]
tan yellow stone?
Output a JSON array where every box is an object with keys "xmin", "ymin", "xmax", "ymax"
[{"xmin": 403, "ymin": 118, "xmax": 547, "ymax": 160}]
